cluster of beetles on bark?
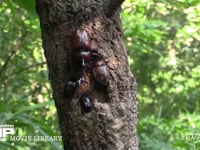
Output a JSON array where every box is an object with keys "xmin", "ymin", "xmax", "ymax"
[{"xmin": 65, "ymin": 29, "xmax": 109, "ymax": 114}]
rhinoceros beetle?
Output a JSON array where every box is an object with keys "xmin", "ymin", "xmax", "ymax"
[
  {"xmin": 79, "ymin": 95, "xmax": 92, "ymax": 114},
  {"xmin": 72, "ymin": 29, "xmax": 91, "ymax": 50},
  {"xmin": 65, "ymin": 29, "xmax": 110, "ymax": 113},
  {"xmin": 92, "ymin": 60, "xmax": 109, "ymax": 86},
  {"xmin": 65, "ymin": 29, "xmax": 109, "ymax": 98}
]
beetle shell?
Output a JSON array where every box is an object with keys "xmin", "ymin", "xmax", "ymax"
[
  {"xmin": 74, "ymin": 50, "xmax": 93, "ymax": 62},
  {"xmin": 64, "ymin": 81, "xmax": 76, "ymax": 98},
  {"xmin": 93, "ymin": 60, "xmax": 109, "ymax": 86},
  {"xmin": 72, "ymin": 29, "xmax": 91, "ymax": 50},
  {"xmin": 80, "ymin": 95, "xmax": 92, "ymax": 113}
]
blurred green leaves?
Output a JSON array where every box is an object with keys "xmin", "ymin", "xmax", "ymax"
[
  {"xmin": 0, "ymin": 0, "xmax": 61, "ymax": 149},
  {"xmin": 122, "ymin": 0, "xmax": 200, "ymax": 149}
]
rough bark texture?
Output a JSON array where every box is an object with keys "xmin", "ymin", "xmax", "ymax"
[{"xmin": 36, "ymin": 0, "xmax": 138, "ymax": 149}]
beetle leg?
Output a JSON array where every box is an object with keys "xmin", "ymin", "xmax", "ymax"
[{"xmin": 76, "ymin": 76, "xmax": 85, "ymax": 85}]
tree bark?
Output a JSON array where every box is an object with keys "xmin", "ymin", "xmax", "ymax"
[{"xmin": 36, "ymin": 0, "xmax": 138, "ymax": 149}]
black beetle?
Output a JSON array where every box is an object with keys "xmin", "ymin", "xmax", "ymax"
[
  {"xmin": 79, "ymin": 95, "xmax": 92, "ymax": 114},
  {"xmin": 64, "ymin": 81, "xmax": 76, "ymax": 98}
]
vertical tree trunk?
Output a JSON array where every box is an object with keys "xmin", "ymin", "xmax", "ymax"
[{"xmin": 36, "ymin": 0, "xmax": 138, "ymax": 149}]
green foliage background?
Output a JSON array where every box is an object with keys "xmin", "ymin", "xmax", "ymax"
[{"xmin": 0, "ymin": 0, "xmax": 200, "ymax": 149}]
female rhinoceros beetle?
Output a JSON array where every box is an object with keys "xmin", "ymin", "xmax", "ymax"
[
  {"xmin": 92, "ymin": 60, "xmax": 109, "ymax": 86},
  {"xmin": 79, "ymin": 95, "xmax": 92, "ymax": 114},
  {"xmin": 65, "ymin": 29, "xmax": 109, "ymax": 98}
]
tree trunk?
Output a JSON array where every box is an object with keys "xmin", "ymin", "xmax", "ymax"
[{"xmin": 36, "ymin": 0, "xmax": 138, "ymax": 149}]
